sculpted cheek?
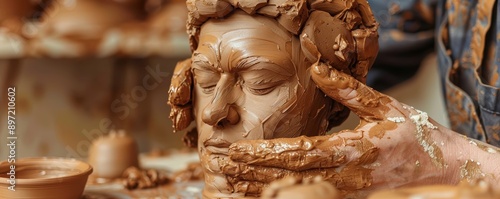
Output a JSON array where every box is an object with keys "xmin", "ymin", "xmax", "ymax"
[{"xmin": 239, "ymin": 86, "xmax": 291, "ymax": 139}]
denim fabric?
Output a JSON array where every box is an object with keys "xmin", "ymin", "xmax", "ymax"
[
  {"xmin": 436, "ymin": 0, "xmax": 500, "ymax": 146},
  {"xmin": 367, "ymin": 0, "xmax": 437, "ymax": 90},
  {"xmin": 369, "ymin": 0, "xmax": 437, "ymax": 50}
]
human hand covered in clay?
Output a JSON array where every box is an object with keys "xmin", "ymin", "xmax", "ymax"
[{"xmin": 219, "ymin": 62, "xmax": 500, "ymax": 197}]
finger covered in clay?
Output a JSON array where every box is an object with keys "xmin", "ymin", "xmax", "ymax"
[
  {"xmin": 222, "ymin": 147, "xmax": 378, "ymax": 192},
  {"xmin": 228, "ymin": 136, "xmax": 346, "ymax": 170},
  {"xmin": 310, "ymin": 61, "xmax": 393, "ymax": 121}
]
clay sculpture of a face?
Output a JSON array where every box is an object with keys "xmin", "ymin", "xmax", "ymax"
[
  {"xmin": 168, "ymin": 0, "xmax": 379, "ymax": 197},
  {"xmin": 194, "ymin": 11, "xmax": 338, "ymax": 197}
]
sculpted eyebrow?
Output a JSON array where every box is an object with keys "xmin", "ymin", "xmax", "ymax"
[
  {"xmin": 192, "ymin": 53, "xmax": 216, "ymax": 71},
  {"xmin": 233, "ymin": 56, "xmax": 293, "ymax": 77},
  {"xmin": 232, "ymin": 56, "xmax": 261, "ymax": 70}
]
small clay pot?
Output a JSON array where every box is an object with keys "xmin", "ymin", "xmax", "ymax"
[
  {"xmin": 0, "ymin": 157, "xmax": 93, "ymax": 199},
  {"xmin": 88, "ymin": 130, "xmax": 139, "ymax": 179}
]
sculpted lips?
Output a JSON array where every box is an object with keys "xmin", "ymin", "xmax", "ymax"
[{"xmin": 204, "ymin": 138, "xmax": 232, "ymax": 154}]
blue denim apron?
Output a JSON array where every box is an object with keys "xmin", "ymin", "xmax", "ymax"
[
  {"xmin": 367, "ymin": 0, "xmax": 437, "ymax": 90},
  {"xmin": 436, "ymin": 0, "xmax": 500, "ymax": 146},
  {"xmin": 369, "ymin": 0, "xmax": 500, "ymax": 146}
]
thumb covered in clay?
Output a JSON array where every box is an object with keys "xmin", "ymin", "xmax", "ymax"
[{"xmin": 310, "ymin": 61, "xmax": 392, "ymax": 122}]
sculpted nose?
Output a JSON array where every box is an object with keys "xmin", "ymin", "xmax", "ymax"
[
  {"xmin": 201, "ymin": 76, "xmax": 240, "ymax": 127},
  {"xmin": 202, "ymin": 104, "xmax": 239, "ymax": 127}
]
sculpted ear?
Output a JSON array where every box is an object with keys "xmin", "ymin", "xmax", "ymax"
[{"xmin": 168, "ymin": 58, "xmax": 194, "ymax": 132}]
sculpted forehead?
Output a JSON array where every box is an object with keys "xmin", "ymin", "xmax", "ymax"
[
  {"xmin": 196, "ymin": 11, "xmax": 296, "ymax": 72},
  {"xmin": 200, "ymin": 11, "xmax": 290, "ymax": 36}
]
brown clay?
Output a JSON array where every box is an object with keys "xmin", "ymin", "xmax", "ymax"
[
  {"xmin": 88, "ymin": 130, "xmax": 139, "ymax": 180},
  {"xmin": 191, "ymin": 11, "xmax": 337, "ymax": 198},
  {"xmin": 122, "ymin": 166, "xmax": 170, "ymax": 190},
  {"xmin": 168, "ymin": 59, "xmax": 195, "ymax": 132},
  {"xmin": 167, "ymin": 0, "xmax": 379, "ymax": 197},
  {"xmin": 0, "ymin": 157, "xmax": 92, "ymax": 199}
]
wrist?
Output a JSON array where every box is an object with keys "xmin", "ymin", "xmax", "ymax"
[
  {"xmin": 441, "ymin": 129, "xmax": 469, "ymax": 183},
  {"xmin": 430, "ymin": 125, "xmax": 464, "ymax": 184},
  {"xmin": 439, "ymin": 126, "xmax": 500, "ymax": 188}
]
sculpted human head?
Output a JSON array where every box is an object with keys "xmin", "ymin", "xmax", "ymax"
[{"xmin": 168, "ymin": 0, "xmax": 379, "ymax": 197}]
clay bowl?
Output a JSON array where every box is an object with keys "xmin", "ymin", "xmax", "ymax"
[{"xmin": 0, "ymin": 157, "xmax": 92, "ymax": 199}]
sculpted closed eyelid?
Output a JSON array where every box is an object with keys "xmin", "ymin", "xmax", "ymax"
[
  {"xmin": 240, "ymin": 67, "xmax": 290, "ymax": 96},
  {"xmin": 239, "ymin": 61, "xmax": 291, "ymax": 82}
]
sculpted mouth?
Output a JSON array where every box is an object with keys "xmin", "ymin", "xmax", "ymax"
[
  {"xmin": 204, "ymin": 138, "xmax": 232, "ymax": 148},
  {"xmin": 204, "ymin": 138, "xmax": 232, "ymax": 154}
]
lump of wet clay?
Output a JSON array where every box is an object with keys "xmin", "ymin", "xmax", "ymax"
[
  {"xmin": 122, "ymin": 162, "xmax": 202, "ymax": 190},
  {"xmin": 261, "ymin": 176, "xmax": 341, "ymax": 199},
  {"xmin": 368, "ymin": 179, "xmax": 500, "ymax": 199},
  {"xmin": 88, "ymin": 130, "xmax": 139, "ymax": 179},
  {"xmin": 122, "ymin": 166, "xmax": 170, "ymax": 190}
]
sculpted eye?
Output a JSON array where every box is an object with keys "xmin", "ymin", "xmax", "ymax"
[
  {"xmin": 240, "ymin": 72, "xmax": 286, "ymax": 96},
  {"xmin": 192, "ymin": 68, "xmax": 219, "ymax": 95},
  {"xmin": 200, "ymin": 84, "xmax": 216, "ymax": 94},
  {"xmin": 247, "ymin": 86, "xmax": 276, "ymax": 95}
]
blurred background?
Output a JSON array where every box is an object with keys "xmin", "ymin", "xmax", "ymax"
[{"xmin": 0, "ymin": 0, "xmax": 448, "ymax": 160}]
